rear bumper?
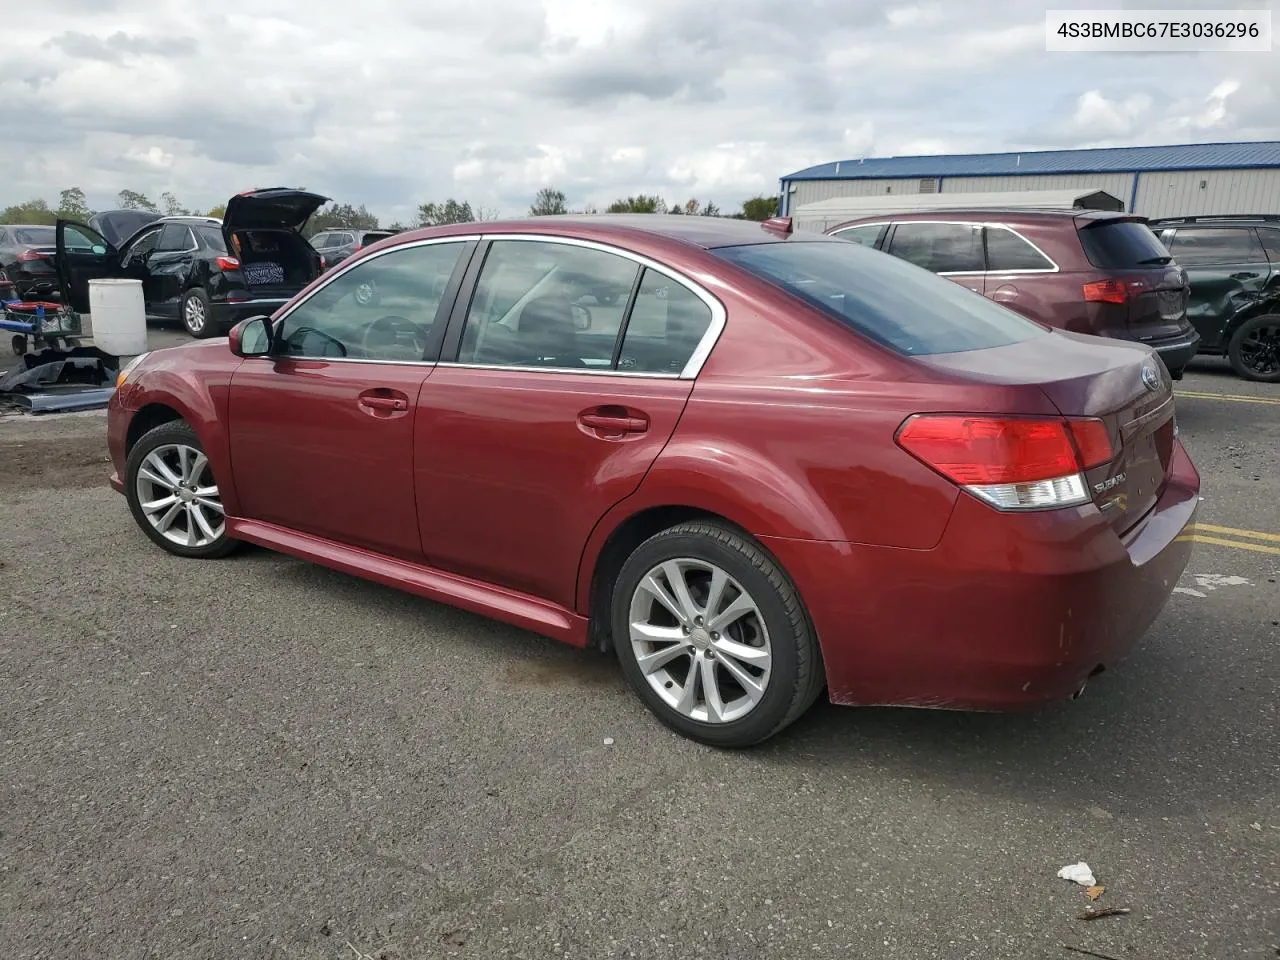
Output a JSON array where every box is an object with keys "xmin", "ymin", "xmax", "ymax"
[
  {"xmin": 209, "ymin": 298, "xmax": 289, "ymax": 331},
  {"xmin": 1142, "ymin": 327, "xmax": 1201, "ymax": 377},
  {"xmin": 764, "ymin": 439, "xmax": 1201, "ymax": 711}
]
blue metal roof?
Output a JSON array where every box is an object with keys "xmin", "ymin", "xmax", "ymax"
[{"xmin": 782, "ymin": 141, "xmax": 1280, "ymax": 181}]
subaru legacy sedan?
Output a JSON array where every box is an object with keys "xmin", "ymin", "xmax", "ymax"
[{"xmin": 106, "ymin": 215, "xmax": 1199, "ymax": 748}]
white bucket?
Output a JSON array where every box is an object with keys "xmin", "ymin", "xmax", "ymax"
[{"xmin": 88, "ymin": 278, "xmax": 147, "ymax": 356}]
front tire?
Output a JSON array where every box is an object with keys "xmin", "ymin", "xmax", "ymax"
[
  {"xmin": 124, "ymin": 421, "xmax": 238, "ymax": 559},
  {"xmin": 611, "ymin": 521, "xmax": 824, "ymax": 748},
  {"xmin": 1227, "ymin": 314, "xmax": 1280, "ymax": 383},
  {"xmin": 180, "ymin": 288, "xmax": 215, "ymax": 339}
]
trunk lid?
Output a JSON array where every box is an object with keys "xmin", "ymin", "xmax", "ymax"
[
  {"xmin": 919, "ymin": 330, "xmax": 1176, "ymax": 534},
  {"xmin": 223, "ymin": 188, "xmax": 330, "ymax": 247},
  {"xmin": 1076, "ymin": 215, "xmax": 1193, "ymax": 341}
]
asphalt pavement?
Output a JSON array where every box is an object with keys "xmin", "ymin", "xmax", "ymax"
[{"xmin": 1, "ymin": 344, "xmax": 1277, "ymax": 960}]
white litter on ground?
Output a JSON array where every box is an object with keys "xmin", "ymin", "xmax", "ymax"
[{"xmin": 1057, "ymin": 862, "xmax": 1097, "ymax": 887}]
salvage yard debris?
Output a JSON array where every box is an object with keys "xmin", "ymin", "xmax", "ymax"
[
  {"xmin": 0, "ymin": 345, "xmax": 117, "ymax": 414},
  {"xmin": 1078, "ymin": 906, "xmax": 1131, "ymax": 921},
  {"xmin": 1057, "ymin": 862, "xmax": 1097, "ymax": 887}
]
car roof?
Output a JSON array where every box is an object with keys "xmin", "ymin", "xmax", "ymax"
[
  {"xmin": 835, "ymin": 208, "xmax": 1133, "ymax": 224},
  {"xmin": 391, "ymin": 214, "xmax": 825, "ymax": 250},
  {"xmin": 1148, "ymin": 214, "xmax": 1280, "ymax": 226},
  {"xmin": 3, "ymin": 223, "xmax": 57, "ymax": 230}
]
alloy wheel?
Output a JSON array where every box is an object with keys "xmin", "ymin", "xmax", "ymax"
[
  {"xmin": 134, "ymin": 443, "xmax": 225, "ymax": 548},
  {"xmin": 1238, "ymin": 321, "xmax": 1280, "ymax": 377},
  {"xmin": 628, "ymin": 558, "xmax": 773, "ymax": 724},
  {"xmin": 184, "ymin": 296, "xmax": 207, "ymax": 334}
]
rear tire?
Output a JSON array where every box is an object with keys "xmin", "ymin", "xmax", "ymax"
[
  {"xmin": 611, "ymin": 521, "xmax": 824, "ymax": 748},
  {"xmin": 1227, "ymin": 314, "xmax": 1280, "ymax": 383},
  {"xmin": 180, "ymin": 288, "xmax": 215, "ymax": 339},
  {"xmin": 125, "ymin": 421, "xmax": 238, "ymax": 559}
]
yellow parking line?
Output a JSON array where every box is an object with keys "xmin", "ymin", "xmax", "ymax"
[
  {"xmin": 1176, "ymin": 534, "xmax": 1280, "ymax": 556},
  {"xmin": 1175, "ymin": 390, "xmax": 1280, "ymax": 406},
  {"xmin": 1190, "ymin": 523, "xmax": 1280, "ymax": 543}
]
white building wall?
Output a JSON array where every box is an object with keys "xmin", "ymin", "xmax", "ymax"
[
  {"xmin": 787, "ymin": 177, "xmax": 930, "ymax": 210},
  {"xmin": 940, "ymin": 173, "xmax": 1136, "ymax": 200},
  {"xmin": 1133, "ymin": 169, "xmax": 1280, "ymax": 218}
]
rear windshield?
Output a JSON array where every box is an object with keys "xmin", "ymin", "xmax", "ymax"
[
  {"xmin": 14, "ymin": 227, "xmax": 56, "ymax": 245},
  {"xmin": 1078, "ymin": 219, "xmax": 1172, "ymax": 268},
  {"xmin": 712, "ymin": 240, "xmax": 1047, "ymax": 357}
]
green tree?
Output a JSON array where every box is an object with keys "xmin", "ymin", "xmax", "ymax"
[
  {"xmin": 303, "ymin": 202, "xmax": 380, "ymax": 237},
  {"xmin": 118, "ymin": 189, "xmax": 158, "ymax": 212},
  {"xmin": 529, "ymin": 187, "xmax": 568, "ymax": 216},
  {"xmin": 415, "ymin": 199, "xmax": 479, "ymax": 226},
  {"xmin": 160, "ymin": 191, "xmax": 189, "ymax": 217},
  {"xmin": 0, "ymin": 199, "xmax": 57, "ymax": 225},
  {"xmin": 204, "ymin": 203, "xmax": 227, "ymax": 219},
  {"xmin": 738, "ymin": 195, "xmax": 779, "ymax": 221},
  {"xmin": 56, "ymin": 187, "xmax": 92, "ymax": 221},
  {"xmin": 606, "ymin": 194, "xmax": 666, "ymax": 214}
]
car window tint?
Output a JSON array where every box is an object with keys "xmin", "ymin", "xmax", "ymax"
[
  {"xmin": 1078, "ymin": 220, "xmax": 1171, "ymax": 268},
  {"xmin": 122, "ymin": 227, "xmax": 162, "ymax": 267},
  {"xmin": 887, "ymin": 222, "xmax": 983, "ymax": 273},
  {"xmin": 1258, "ymin": 228, "xmax": 1280, "ymax": 263},
  {"xmin": 832, "ymin": 223, "xmax": 885, "ymax": 248},
  {"xmin": 14, "ymin": 227, "xmax": 56, "ymax": 245},
  {"xmin": 1167, "ymin": 227, "xmax": 1266, "ymax": 264},
  {"xmin": 62, "ymin": 224, "xmax": 104, "ymax": 251},
  {"xmin": 156, "ymin": 223, "xmax": 193, "ymax": 252},
  {"xmin": 985, "ymin": 227, "xmax": 1055, "ymax": 271},
  {"xmin": 277, "ymin": 241, "xmax": 466, "ymax": 362},
  {"xmin": 713, "ymin": 239, "xmax": 1047, "ymax": 357},
  {"xmin": 195, "ymin": 225, "xmax": 227, "ymax": 252},
  {"xmin": 458, "ymin": 239, "xmax": 639, "ymax": 369},
  {"xmin": 310, "ymin": 233, "xmax": 331, "ymax": 249},
  {"xmin": 617, "ymin": 269, "xmax": 713, "ymax": 374}
]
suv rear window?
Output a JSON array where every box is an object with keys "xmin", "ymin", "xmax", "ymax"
[
  {"xmin": 1078, "ymin": 219, "xmax": 1171, "ymax": 268},
  {"xmin": 713, "ymin": 240, "xmax": 1047, "ymax": 357}
]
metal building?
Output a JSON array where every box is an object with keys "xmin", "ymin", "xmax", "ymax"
[{"xmin": 778, "ymin": 141, "xmax": 1280, "ymax": 220}]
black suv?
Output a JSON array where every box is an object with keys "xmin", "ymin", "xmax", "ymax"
[
  {"xmin": 56, "ymin": 188, "xmax": 329, "ymax": 338},
  {"xmin": 1148, "ymin": 215, "xmax": 1280, "ymax": 382},
  {"xmin": 309, "ymin": 228, "xmax": 398, "ymax": 271}
]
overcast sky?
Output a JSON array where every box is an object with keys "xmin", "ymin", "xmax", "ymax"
[{"xmin": 6, "ymin": 0, "xmax": 1278, "ymax": 224}]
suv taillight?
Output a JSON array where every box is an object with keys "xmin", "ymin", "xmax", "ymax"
[
  {"xmin": 896, "ymin": 414, "xmax": 1114, "ymax": 511},
  {"xmin": 215, "ymin": 255, "xmax": 240, "ymax": 271},
  {"xmin": 1083, "ymin": 279, "xmax": 1128, "ymax": 304},
  {"xmin": 17, "ymin": 250, "xmax": 48, "ymax": 262}
]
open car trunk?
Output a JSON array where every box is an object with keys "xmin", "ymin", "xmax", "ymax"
[{"xmin": 230, "ymin": 229, "xmax": 323, "ymax": 296}]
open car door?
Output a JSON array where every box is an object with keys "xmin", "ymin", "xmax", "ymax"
[{"xmin": 56, "ymin": 219, "xmax": 122, "ymax": 314}]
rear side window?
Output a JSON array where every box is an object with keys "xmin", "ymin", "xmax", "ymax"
[
  {"xmin": 832, "ymin": 223, "xmax": 886, "ymax": 248},
  {"xmin": 156, "ymin": 223, "xmax": 194, "ymax": 252},
  {"xmin": 985, "ymin": 227, "xmax": 1055, "ymax": 271},
  {"xmin": 714, "ymin": 240, "xmax": 1047, "ymax": 357},
  {"xmin": 886, "ymin": 222, "xmax": 983, "ymax": 273},
  {"xmin": 13, "ymin": 227, "xmax": 56, "ymax": 245},
  {"xmin": 1078, "ymin": 220, "xmax": 1171, "ymax": 268},
  {"xmin": 618, "ymin": 269, "xmax": 713, "ymax": 374},
  {"xmin": 1166, "ymin": 226, "xmax": 1265, "ymax": 264}
]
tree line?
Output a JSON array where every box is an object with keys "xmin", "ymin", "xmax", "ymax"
[{"xmin": 1, "ymin": 186, "xmax": 780, "ymax": 233}]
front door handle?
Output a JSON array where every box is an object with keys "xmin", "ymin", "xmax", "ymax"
[
  {"xmin": 1231, "ymin": 272, "xmax": 1259, "ymax": 280},
  {"xmin": 580, "ymin": 413, "xmax": 647, "ymax": 432}
]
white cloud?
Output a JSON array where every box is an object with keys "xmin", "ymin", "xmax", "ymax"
[{"xmin": 2, "ymin": 0, "xmax": 1276, "ymax": 224}]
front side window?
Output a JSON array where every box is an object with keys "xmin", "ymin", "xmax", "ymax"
[
  {"xmin": 713, "ymin": 239, "xmax": 1047, "ymax": 357},
  {"xmin": 121, "ymin": 227, "xmax": 162, "ymax": 267},
  {"xmin": 1166, "ymin": 227, "xmax": 1266, "ymax": 265},
  {"xmin": 887, "ymin": 222, "xmax": 984, "ymax": 273},
  {"xmin": 458, "ymin": 239, "xmax": 639, "ymax": 368},
  {"xmin": 276, "ymin": 241, "xmax": 467, "ymax": 361}
]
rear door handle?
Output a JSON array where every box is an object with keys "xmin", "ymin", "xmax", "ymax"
[
  {"xmin": 1231, "ymin": 272, "xmax": 1259, "ymax": 280},
  {"xmin": 361, "ymin": 396, "xmax": 407, "ymax": 411},
  {"xmin": 580, "ymin": 413, "xmax": 647, "ymax": 432}
]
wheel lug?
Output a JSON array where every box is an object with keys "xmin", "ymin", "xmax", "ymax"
[
  {"xmin": 694, "ymin": 616, "xmax": 703, "ymax": 625},
  {"xmin": 681, "ymin": 625, "xmax": 690, "ymax": 634},
  {"xmin": 710, "ymin": 632, "xmax": 719, "ymax": 640}
]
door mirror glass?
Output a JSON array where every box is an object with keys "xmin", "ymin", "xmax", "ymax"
[
  {"xmin": 229, "ymin": 315, "xmax": 272, "ymax": 357},
  {"xmin": 91, "ymin": 244, "xmax": 107, "ymax": 256}
]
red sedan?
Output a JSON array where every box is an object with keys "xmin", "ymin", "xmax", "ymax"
[{"xmin": 105, "ymin": 214, "xmax": 1200, "ymax": 747}]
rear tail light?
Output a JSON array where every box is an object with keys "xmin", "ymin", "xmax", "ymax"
[
  {"xmin": 319, "ymin": 255, "xmax": 327, "ymax": 270},
  {"xmin": 1082, "ymin": 279, "xmax": 1128, "ymax": 304},
  {"xmin": 17, "ymin": 250, "xmax": 49, "ymax": 262},
  {"xmin": 896, "ymin": 414, "xmax": 1115, "ymax": 511},
  {"xmin": 215, "ymin": 255, "xmax": 241, "ymax": 271}
]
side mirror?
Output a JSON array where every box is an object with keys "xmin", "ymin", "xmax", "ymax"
[{"xmin": 228, "ymin": 315, "xmax": 272, "ymax": 357}]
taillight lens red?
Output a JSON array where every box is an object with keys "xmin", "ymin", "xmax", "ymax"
[
  {"xmin": 215, "ymin": 255, "xmax": 240, "ymax": 271},
  {"xmin": 1066, "ymin": 418, "xmax": 1114, "ymax": 469},
  {"xmin": 897, "ymin": 416, "xmax": 1096, "ymax": 485},
  {"xmin": 17, "ymin": 250, "xmax": 48, "ymax": 262},
  {"xmin": 1082, "ymin": 279, "xmax": 1128, "ymax": 304}
]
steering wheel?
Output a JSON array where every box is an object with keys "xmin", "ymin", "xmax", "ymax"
[{"xmin": 360, "ymin": 315, "xmax": 427, "ymax": 359}]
